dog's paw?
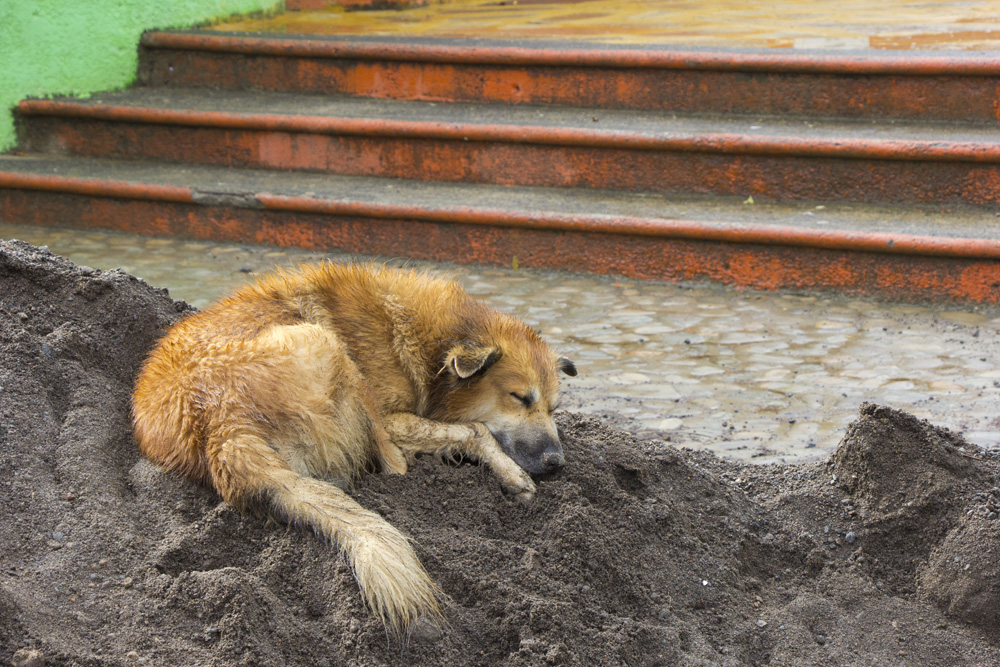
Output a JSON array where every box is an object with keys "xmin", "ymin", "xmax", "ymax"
[
  {"xmin": 512, "ymin": 488, "xmax": 535, "ymax": 504},
  {"xmin": 503, "ymin": 485, "xmax": 536, "ymax": 504},
  {"xmin": 501, "ymin": 473, "xmax": 536, "ymax": 503}
]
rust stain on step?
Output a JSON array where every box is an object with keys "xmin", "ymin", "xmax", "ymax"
[{"xmin": 2, "ymin": 174, "xmax": 999, "ymax": 304}]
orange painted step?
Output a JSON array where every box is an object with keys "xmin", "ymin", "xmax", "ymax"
[
  {"xmin": 18, "ymin": 89, "xmax": 1000, "ymax": 207},
  {"xmin": 1, "ymin": 155, "xmax": 998, "ymax": 304},
  {"xmin": 140, "ymin": 31, "xmax": 1000, "ymax": 122}
]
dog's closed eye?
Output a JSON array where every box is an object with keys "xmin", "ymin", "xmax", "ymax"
[{"xmin": 510, "ymin": 392, "xmax": 534, "ymax": 408}]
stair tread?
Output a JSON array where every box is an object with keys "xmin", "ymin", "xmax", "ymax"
[
  {"xmin": 27, "ymin": 88, "xmax": 1000, "ymax": 149},
  {"xmin": 2, "ymin": 154, "xmax": 995, "ymax": 242},
  {"xmin": 152, "ymin": 29, "xmax": 1000, "ymax": 74}
]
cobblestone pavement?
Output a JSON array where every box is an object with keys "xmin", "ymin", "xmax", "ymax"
[{"xmin": 3, "ymin": 222, "xmax": 999, "ymax": 464}]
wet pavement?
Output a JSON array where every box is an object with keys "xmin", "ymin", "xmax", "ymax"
[
  {"xmin": 215, "ymin": 0, "xmax": 1000, "ymax": 50},
  {"xmin": 3, "ymin": 221, "xmax": 998, "ymax": 465}
]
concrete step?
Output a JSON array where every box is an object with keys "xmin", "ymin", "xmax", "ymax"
[
  {"xmin": 18, "ymin": 88, "xmax": 1000, "ymax": 207},
  {"xmin": 1, "ymin": 154, "xmax": 998, "ymax": 303},
  {"xmin": 140, "ymin": 31, "xmax": 1000, "ymax": 123}
]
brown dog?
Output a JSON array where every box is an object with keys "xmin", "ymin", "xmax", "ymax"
[{"xmin": 132, "ymin": 262, "xmax": 576, "ymax": 636}]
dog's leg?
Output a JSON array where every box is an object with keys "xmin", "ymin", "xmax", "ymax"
[
  {"xmin": 205, "ymin": 428, "xmax": 442, "ymax": 637},
  {"xmin": 362, "ymin": 395, "xmax": 409, "ymax": 476},
  {"xmin": 382, "ymin": 413, "xmax": 537, "ymax": 502}
]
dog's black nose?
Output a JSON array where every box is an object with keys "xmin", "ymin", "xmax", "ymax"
[{"xmin": 541, "ymin": 452, "xmax": 565, "ymax": 472}]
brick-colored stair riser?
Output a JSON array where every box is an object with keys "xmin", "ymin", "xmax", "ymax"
[
  {"xmin": 139, "ymin": 47, "xmax": 1000, "ymax": 122},
  {"xmin": 3, "ymin": 187, "xmax": 999, "ymax": 304},
  {"xmin": 22, "ymin": 116, "xmax": 1000, "ymax": 207}
]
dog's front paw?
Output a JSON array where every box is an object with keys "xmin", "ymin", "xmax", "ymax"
[
  {"xmin": 512, "ymin": 487, "xmax": 535, "ymax": 504},
  {"xmin": 467, "ymin": 422, "xmax": 537, "ymax": 503},
  {"xmin": 501, "ymin": 471, "xmax": 536, "ymax": 503}
]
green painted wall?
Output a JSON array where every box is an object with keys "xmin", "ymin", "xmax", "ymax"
[{"xmin": 0, "ymin": 0, "xmax": 282, "ymax": 152}]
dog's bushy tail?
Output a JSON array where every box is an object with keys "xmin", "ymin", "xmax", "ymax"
[
  {"xmin": 274, "ymin": 475, "xmax": 443, "ymax": 635},
  {"xmin": 209, "ymin": 434, "xmax": 443, "ymax": 637}
]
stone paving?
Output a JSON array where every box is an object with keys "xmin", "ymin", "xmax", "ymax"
[{"xmin": 3, "ymin": 222, "xmax": 999, "ymax": 464}]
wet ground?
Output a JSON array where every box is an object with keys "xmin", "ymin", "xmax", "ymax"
[
  {"xmin": 216, "ymin": 0, "xmax": 1000, "ymax": 50},
  {"xmin": 6, "ymin": 238, "xmax": 1000, "ymax": 665},
  {"xmin": 3, "ymin": 221, "xmax": 998, "ymax": 465}
]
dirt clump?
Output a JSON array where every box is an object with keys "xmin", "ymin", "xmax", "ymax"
[
  {"xmin": 918, "ymin": 512, "xmax": 1000, "ymax": 626},
  {"xmin": 1, "ymin": 240, "xmax": 999, "ymax": 666},
  {"xmin": 828, "ymin": 402, "xmax": 992, "ymax": 596}
]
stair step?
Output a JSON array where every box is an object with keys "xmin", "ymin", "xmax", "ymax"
[
  {"xmin": 2, "ymin": 154, "xmax": 998, "ymax": 303},
  {"xmin": 140, "ymin": 31, "xmax": 1000, "ymax": 123},
  {"xmin": 19, "ymin": 89, "xmax": 1000, "ymax": 206}
]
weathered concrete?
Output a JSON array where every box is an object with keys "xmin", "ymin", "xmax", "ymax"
[
  {"xmin": 18, "ymin": 88, "xmax": 1000, "ymax": 207},
  {"xmin": 141, "ymin": 31, "xmax": 1000, "ymax": 122},
  {"xmin": 2, "ymin": 155, "xmax": 999, "ymax": 303}
]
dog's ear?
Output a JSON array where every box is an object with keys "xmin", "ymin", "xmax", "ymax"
[
  {"xmin": 557, "ymin": 357, "xmax": 578, "ymax": 377},
  {"xmin": 444, "ymin": 344, "xmax": 501, "ymax": 379}
]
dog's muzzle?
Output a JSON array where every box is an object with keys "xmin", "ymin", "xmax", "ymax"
[
  {"xmin": 489, "ymin": 427, "xmax": 565, "ymax": 477},
  {"xmin": 539, "ymin": 447, "xmax": 565, "ymax": 474}
]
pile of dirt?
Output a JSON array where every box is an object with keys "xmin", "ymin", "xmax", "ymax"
[{"xmin": 1, "ymin": 239, "xmax": 999, "ymax": 666}]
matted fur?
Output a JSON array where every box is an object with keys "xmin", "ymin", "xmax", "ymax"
[{"xmin": 132, "ymin": 262, "xmax": 575, "ymax": 636}]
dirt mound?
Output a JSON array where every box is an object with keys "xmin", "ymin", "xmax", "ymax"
[
  {"xmin": 831, "ymin": 402, "xmax": 987, "ymax": 514},
  {"xmin": 825, "ymin": 402, "xmax": 996, "ymax": 599},
  {"xmin": 2, "ymin": 240, "xmax": 999, "ymax": 666}
]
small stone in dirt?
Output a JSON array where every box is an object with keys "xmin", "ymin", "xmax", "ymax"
[
  {"xmin": 519, "ymin": 637, "xmax": 542, "ymax": 652},
  {"xmin": 756, "ymin": 620, "xmax": 767, "ymax": 628},
  {"xmin": 11, "ymin": 648, "xmax": 45, "ymax": 667},
  {"xmin": 409, "ymin": 616, "xmax": 443, "ymax": 643},
  {"xmin": 846, "ymin": 531, "xmax": 857, "ymax": 544},
  {"xmin": 815, "ymin": 634, "xmax": 827, "ymax": 645}
]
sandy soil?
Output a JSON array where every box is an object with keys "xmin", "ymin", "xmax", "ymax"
[{"xmin": 2, "ymin": 239, "xmax": 999, "ymax": 667}]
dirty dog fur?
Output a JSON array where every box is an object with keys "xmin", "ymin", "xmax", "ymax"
[{"xmin": 132, "ymin": 262, "xmax": 576, "ymax": 636}]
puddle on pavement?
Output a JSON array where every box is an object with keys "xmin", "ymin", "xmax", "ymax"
[
  {"xmin": 4, "ymin": 222, "xmax": 999, "ymax": 465},
  {"xmin": 215, "ymin": 0, "xmax": 1000, "ymax": 51}
]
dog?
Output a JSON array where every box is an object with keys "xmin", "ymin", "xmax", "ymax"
[{"xmin": 131, "ymin": 262, "xmax": 576, "ymax": 637}]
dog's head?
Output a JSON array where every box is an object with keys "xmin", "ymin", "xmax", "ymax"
[{"xmin": 432, "ymin": 327, "xmax": 577, "ymax": 477}]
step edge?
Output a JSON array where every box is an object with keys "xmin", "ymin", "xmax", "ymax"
[
  {"xmin": 19, "ymin": 99, "xmax": 1000, "ymax": 163},
  {"xmin": 3, "ymin": 167, "xmax": 998, "ymax": 260},
  {"xmin": 140, "ymin": 30, "xmax": 1000, "ymax": 76}
]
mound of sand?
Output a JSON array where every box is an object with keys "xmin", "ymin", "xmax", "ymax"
[{"xmin": 1, "ymin": 239, "xmax": 999, "ymax": 666}]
